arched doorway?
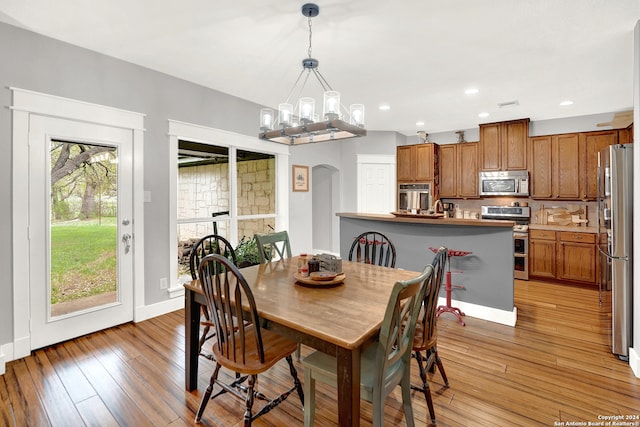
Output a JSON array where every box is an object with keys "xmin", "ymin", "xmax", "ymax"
[{"xmin": 311, "ymin": 164, "xmax": 340, "ymax": 254}]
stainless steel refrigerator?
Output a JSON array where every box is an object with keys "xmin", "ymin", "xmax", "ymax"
[{"xmin": 597, "ymin": 144, "xmax": 633, "ymax": 360}]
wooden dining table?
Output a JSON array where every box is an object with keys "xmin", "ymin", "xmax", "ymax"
[{"xmin": 184, "ymin": 256, "xmax": 419, "ymax": 426}]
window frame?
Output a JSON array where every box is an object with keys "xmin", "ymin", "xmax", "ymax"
[{"xmin": 168, "ymin": 120, "xmax": 289, "ymax": 296}]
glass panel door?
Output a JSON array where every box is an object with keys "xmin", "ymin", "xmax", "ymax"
[
  {"xmin": 49, "ymin": 141, "xmax": 119, "ymax": 317},
  {"xmin": 29, "ymin": 115, "xmax": 133, "ymax": 350}
]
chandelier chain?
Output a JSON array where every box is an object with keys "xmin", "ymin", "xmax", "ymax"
[{"xmin": 307, "ymin": 17, "xmax": 313, "ymax": 58}]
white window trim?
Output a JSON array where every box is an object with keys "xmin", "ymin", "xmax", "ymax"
[
  {"xmin": 9, "ymin": 87, "xmax": 145, "ymax": 362},
  {"xmin": 167, "ymin": 120, "xmax": 289, "ymax": 297}
]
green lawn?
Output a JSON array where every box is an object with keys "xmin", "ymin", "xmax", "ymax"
[{"xmin": 50, "ymin": 218, "xmax": 117, "ymax": 304}]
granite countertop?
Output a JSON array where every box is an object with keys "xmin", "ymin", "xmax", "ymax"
[
  {"xmin": 336, "ymin": 212, "xmax": 514, "ymax": 228},
  {"xmin": 528, "ymin": 223, "xmax": 598, "ymax": 233}
]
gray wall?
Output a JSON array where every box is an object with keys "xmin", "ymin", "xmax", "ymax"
[
  {"xmin": 0, "ymin": 22, "xmax": 265, "ymax": 345},
  {"xmin": 288, "ymin": 131, "xmax": 401, "ymax": 254}
]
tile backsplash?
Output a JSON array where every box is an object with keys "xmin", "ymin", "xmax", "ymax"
[{"xmin": 441, "ymin": 197, "xmax": 598, "ymax": 226}]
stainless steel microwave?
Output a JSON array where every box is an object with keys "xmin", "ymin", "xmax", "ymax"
[{"xmin": 479, "ymin": 171, "xmax": 529, "ymax": 196}]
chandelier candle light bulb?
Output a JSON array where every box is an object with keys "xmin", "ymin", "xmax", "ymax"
[
  {"xmin": 278, "ymin": 103, "xmax": 293, "ymax": 127},
  {"xmin": 323, "ymin": 90, "xmax": 340, "ymax": 120},
  {"xmin": 299, "ymin": 97, "xmax": 315, "ymax": 122},
  {"xmin": 260, "ymin": 108, "xmax": 274, "ymax": 131}
]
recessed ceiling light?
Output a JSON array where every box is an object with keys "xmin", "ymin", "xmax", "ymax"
[
  {"xmin": 378, "ymin": 104, "xmax": 391, "ymax": 111},
  {"xmin": 465, "ymin": 88, "xmax": 479, "ymax": 95},
  {"xmin": 559, "ymin": 100, "xmax": 574, "ymax": 106},
  {"xmin": 478, "ymin": 112, "xmax": 490, "ymax": 118},
  {"xmin": 416, "ymin": 121, "xmax": 425, "ymax": 126}
]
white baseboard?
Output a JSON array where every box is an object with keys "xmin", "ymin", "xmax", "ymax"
[
  {"xmin": 437, "ymin": 297, "xmax": 517, "ymax": 327},
  {"xmin": 134, "ymin": 295, "xmax": 185, "ymax": 322},
  {"xmin": 629, "ymin": 347, "xmax": 640, "ymax": 378},
  {"xmin": 0, "ymin": 343, "xmax": 7, "ymax": 375}
]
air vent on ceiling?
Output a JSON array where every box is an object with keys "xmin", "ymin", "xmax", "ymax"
[{"xmin": 497, "ymin": 100, "xmax": 519, "ymax": 108}]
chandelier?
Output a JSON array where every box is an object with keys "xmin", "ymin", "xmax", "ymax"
[{"xmin": 258, "ymin": 3, "xmax": 367, "ymax": 145}]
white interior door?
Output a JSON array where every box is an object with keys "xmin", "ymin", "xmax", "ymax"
[
  {"xmin": 357, "ymin": 155, "xmax": 396, "ymax": 214},
  {"xmin": 29, "ymin": 115, "xmax": 134, "ymax": 350}
]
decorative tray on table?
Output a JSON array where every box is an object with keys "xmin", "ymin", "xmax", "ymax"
[{"xmin": 294, "ymin": 271, "xmax": 346, "ymax": 287}]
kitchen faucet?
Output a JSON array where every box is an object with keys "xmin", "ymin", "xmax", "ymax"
[{"xmin": 431, "ymin": 199, "xmax": 443, "ymax": 214}]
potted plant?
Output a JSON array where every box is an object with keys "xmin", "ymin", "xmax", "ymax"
[{"xmin": 235, "ymin": 236, "xmax": 261, "ymax": 268}]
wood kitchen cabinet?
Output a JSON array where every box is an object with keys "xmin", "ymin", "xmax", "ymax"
[
  {"xmin": 529, "ymin": 136, "xmax": 553, "ymax": 199},
  {"xmin": 557, "ymin": 232, "xmax": 597, "ymax": 284},
  {"xmin": 530, "ymin": 129, "xmax": 627, "ymax": 201},
  {"xmin": 554, "ymin": 133, "xmax": 582, "ymax": 199},
  {"xmin": 529, "ymin": 229, "xmax": 597, "ymax": 286},
  {"xmin": 582, "ymin": 130, "xmax": 619, "ymax": 199},
  {"xmin": 439, "ymin": 142, "xmax": 478, "ymax": 198},
  {"xmin": 619, "ymin": 124, "xmax": 633, "ymax": 144},
  {"xmin": 530, "ymin": 133, "xmax": 581, "ymax": 200},
  {"xmin": 529, "ymin": 229, "xmax": 557, "ymax": 279},
  {"xmin": 479, "ymin": 118, "xmax": 529, "ymax": 171},
  {"xmin": 396, "ymin": 143, "xmax": 438, "ymax": 183}
]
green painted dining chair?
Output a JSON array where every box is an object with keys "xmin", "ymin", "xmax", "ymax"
[
  {"xmin": 301, "ymin": 262, "xmax": 434, "ymax": 426},
  {"xmin": 254, "ymin": 231, "xmax": 292, "ymax": 263},
  {"xmin": 253, "ymin": 229, "xmax": 301, "ymax": 358}
]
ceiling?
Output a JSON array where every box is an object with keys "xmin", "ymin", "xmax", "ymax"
[{"xmin": 1, "ymin": 0, "xmax": 638, "ymax": 136}]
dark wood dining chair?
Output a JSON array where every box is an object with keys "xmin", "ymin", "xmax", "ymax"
[
  {"xmin": 302, "ymin": 263, "xmax": 434, "ymax": 427},
  {"xmin": 189, "ymin": 234, "xmax": 238, "ymax": 359},
  {"xmin": 412, "ymin": 246, "xmax": 450, "ymax": 425},
  {"xmin": 348, "ymin": 231, "xmax": 397, "ymax": 268},
  {"xmin": 194, "ymin": 254, "xmax": 304, "ymax": 426},
  {"xmin": 189, "ymin": 234, "xmax": 238, "ymax": 279},
  {"xmin": 254, "ymin": 230, "xmax": 292, "ymax": 263}
]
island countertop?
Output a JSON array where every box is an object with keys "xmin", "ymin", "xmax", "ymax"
[{"xmin": 336, "ymin": 212, "xmax": 514, "ymax": 228}]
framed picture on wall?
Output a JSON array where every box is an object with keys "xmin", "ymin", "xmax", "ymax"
[{"xmin": 292, "ymin": 164, "xmax": 309, "ymax": 192}]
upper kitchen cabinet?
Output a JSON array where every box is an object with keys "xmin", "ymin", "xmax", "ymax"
[
  {"xmin": 396, "ymin": 143, "xmax": 439, "ymax": 183},
  {"xmin": 529, "ymin": 136, "xmax": 554, "ymax": 199},
  {"xmin": 530, "ymin": 133, "xmax": 581, "ymax": 200},
  {"xmin": 530, "ymin": 129, "xmax": 631, "ymax": 201},
  {"xmin": 439, "ymin": 142, "xmax": 479, "ymax": 198},
  {"xmin": 618, "ymin": 124, "xmax": 633, "ymax": 144},
  {"xmin": 582, "ymin": 130, "xmax": 620, "ymax": 199},
  {"xmin": 479, "ymin": 118, "xmax": 529, "ymax": 171}
]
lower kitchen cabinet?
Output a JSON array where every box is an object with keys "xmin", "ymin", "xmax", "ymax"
[
  {"xmin": 529, "ymin": 230, "xmax": 556, "ymax": 278},
  {"xmin": 557, "ymin": 232, "xmax": 597, "ymax": 283},
  {"xmin": 529, "ymin": 229, "xmax": 597, "ymax": 286}
]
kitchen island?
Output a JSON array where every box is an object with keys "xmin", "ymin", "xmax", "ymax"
[{"xmin": 338, "ymin": 212, "xmax": 517, "ymax": 326}]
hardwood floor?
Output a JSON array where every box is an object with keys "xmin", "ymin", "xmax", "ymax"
[{"xmin": 1, "ymin": 280, "xmax": 638, "ymax": 426}]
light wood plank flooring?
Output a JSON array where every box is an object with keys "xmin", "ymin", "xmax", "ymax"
[{"xmin": 1, "ymin": 280, "xmax": 638, "ymax": 426}]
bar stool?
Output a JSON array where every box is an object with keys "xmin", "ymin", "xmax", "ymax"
[{"xmin": 430, "ymin": 247, "xmax": 470, "ymax": 326}]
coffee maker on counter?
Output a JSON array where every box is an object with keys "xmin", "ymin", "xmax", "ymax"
[{"xmin": 442, "ymin": 202, "xmax": 454, "ymax": 218}]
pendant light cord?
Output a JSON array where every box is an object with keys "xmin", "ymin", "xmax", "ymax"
[{"xmin": 308, "ymin": 16, "xmax": 313, "ymax": 58}]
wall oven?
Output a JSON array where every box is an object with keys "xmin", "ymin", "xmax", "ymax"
[
  {"xmin": 398, "ymin": 183, "xmax": 431, "ymax": 213},
  {"xmin": 481, "ymin": 205, "xmax": 531, "ymax": 280},
  {"xmin": 479, "ymin": 171, "xmax": 529, "ymax": 196}
]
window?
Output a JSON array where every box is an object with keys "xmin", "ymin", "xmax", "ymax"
[{"xmin": 169, "ymin": 120, "xmax": 289, "ymax": 294}]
